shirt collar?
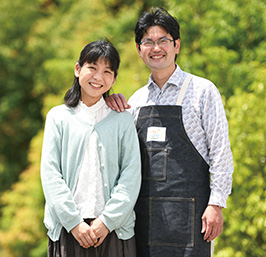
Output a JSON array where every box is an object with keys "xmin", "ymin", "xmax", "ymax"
[
  {"xmin": 148, "ymin": 64, "xmax": 184, "ymax": 90},
  {"xmin": 74, "ymin": 97, "xmax": 108, "ymax": 125},
  {"xmin": 78, "ymin": 97, "xmax": 106, "ymax": 113}
]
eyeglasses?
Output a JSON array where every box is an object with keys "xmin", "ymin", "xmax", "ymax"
[{"xmin": 139, "ymin": 38, "xmax": 175, "ymax": 48}]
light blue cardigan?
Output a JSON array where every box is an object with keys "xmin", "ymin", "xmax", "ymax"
[{"xmin": 41, "ymin": 104, "xmax": 141, "ymax": 241}]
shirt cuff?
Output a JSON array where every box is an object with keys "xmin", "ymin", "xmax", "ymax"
[
  {"xmin": 64, "ymin": 216, "xmax": 84, "ymax": 233},
  {"xmin": 208, "ymin": 190, "xmax": 228, "ymax": 208},
  {"xmin": 99, "ymin": 214, "xmax": 115, "ymax": 233}
]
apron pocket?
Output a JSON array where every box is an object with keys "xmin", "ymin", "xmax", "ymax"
[
  {"xmin": 143, "ymin": 148, "xmax": 168, "ymax": 181},
  {"xmin": 149, "ymin": 197, "xmax": 195, "ymax": 248}
]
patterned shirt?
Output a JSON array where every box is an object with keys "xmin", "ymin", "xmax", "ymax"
[{"xmin": 128, "ymin": 65, "xmax": 233, "ymax": 208}]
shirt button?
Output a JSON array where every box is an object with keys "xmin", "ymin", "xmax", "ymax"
[
  {"xmin": 101, "ymin": 164, "xmax": 104, "ymax": 167},
  {"xmin": 104, "ymin": 183, "xmax": 108, "ymax": 187},
  {"xmin": 119, "ymin": 233, "xmax": 122, "ymax": 237}
]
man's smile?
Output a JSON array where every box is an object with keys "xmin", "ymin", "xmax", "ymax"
[{"xmin": 150, "ymin": 54, "xmax": 165, "ymax": 59}]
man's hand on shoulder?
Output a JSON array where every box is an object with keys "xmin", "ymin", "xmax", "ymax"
[{"xmin": 105, "ymin": 93, "xmax": 131, "ymax": 112}]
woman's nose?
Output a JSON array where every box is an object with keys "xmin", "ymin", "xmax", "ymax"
[{"xmin": 93, "ymin": 71, "xmax": 102, "ymax": 80}]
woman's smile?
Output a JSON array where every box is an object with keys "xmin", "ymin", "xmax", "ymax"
[{"xmin": 89, "ymin": 82, "xmax": 103, "ymax": 89}]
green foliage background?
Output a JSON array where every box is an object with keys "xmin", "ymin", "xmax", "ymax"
[{"xmin": 0, "ymin": 0, "xmax": 265, "ymax": 256}]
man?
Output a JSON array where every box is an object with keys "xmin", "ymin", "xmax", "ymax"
[{"xmin": 106, "ymin": 7, "xmax": 233, "ymax": 257}]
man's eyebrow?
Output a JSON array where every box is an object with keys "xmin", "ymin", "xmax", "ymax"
[
  {"xmin": 159, "ymin": 36, "xmax": 168, "ymax": 39},
  {"xmin": 143, "ymin": 36, "xmax": 168, "ymax": 41}
]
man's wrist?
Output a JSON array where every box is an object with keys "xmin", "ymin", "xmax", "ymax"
[{"xmin": 208, "ymin": 204, "xmax": 223, "ymax": 209}]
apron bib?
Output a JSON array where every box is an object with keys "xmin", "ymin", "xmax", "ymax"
[{"xmin": 135, "ymin": 75, "xmax": 211, "ymax": 257}]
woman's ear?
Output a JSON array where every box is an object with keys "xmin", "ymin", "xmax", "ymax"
[{"xmin": 74, "ymin": 62, "xmax": 80, "ymax": 77}]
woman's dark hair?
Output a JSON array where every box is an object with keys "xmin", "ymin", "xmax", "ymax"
[
  {"xmin": 135, "ymin": 7, "xmax": 180, "ymax": 48},
  {"xmin": 64, "ymin": 39, "xmax": 120, "ymax": 107}
]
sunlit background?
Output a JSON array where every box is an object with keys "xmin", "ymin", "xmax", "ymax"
[{"xmin": 0, "ymin": 0, "xmax": 265, "ymax": 256}]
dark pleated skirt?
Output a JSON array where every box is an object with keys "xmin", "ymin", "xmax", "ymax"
[{"xmin": 48, "ymin": 219, "xmax": 137, "ymax": 257}]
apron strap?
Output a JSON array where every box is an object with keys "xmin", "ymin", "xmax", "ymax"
[{"xmin": 175, "ymin": 74, "xmax": 192, "ymax": 105}]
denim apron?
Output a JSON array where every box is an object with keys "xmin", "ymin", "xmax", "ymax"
[{"xmin": 135, "ymin": 75, "xmax": 211, "ymax": 257}]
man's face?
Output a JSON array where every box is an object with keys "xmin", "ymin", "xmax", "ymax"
[{"xmin": 136, "ymin": 25, "xmax": 180, "ymax": 74}]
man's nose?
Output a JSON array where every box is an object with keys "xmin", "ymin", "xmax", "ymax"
[{"xmin": 153, "ymin": 43, "xmax": 161, "ymax": 50}]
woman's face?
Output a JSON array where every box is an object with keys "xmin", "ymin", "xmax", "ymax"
[{"xmin": 75, "ymin": 58, "xmax": 116, "ymax": 107}]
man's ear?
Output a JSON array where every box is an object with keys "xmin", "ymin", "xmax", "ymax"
[
  {"xmin": 175, "ymin": 39, "xmax": 181, "ymax": 54},
  {"xmin": 74, "ymin": 62, "xmax": 80, "ymax": 77},
  {"xmin": 136, "ymin": 43, "xmax": 142, "ymax": 57}
]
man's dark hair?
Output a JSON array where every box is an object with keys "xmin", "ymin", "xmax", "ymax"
[{"xmin": 135, "ymin": 7, "xmax": 180, "ymax": 46}]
